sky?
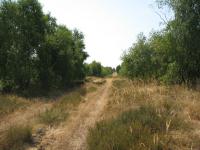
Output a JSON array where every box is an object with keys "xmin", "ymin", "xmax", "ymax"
[{"xmin": 39, "ymin": 0, "xmax": 170, "ymax": 68}]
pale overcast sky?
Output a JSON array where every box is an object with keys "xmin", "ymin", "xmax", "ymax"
[{"xmin": 39, "ymin": 0, "xmax": 170, "ymax": 68}]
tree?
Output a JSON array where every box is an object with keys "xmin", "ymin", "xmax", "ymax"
[
  {"xmin": 71, "ymin": 29, "xmax": 88, "ymax": 80},
  {"xmin": 116, "ymin": 65, "xmax": 121, "ymax": 74},
  {"xmin": 121, "ymin": 0, "xmax": 200, "ymax": 85},
  {"xmin": 90, "ymin": 61, "xmax": 102, "ymax": 77},
  {"xmin": 0, "ymin": 0, "xmax": 88, "ymax": 91},
  {"xmin": 158, "ymin": 0, "xmax": 200, "ymax": 85},
  {"xmin": 0, "ymin": 0, "xmax": 46, "ymax": 90},
  {"xmin": 121, "ymin": 33, "xmax": 156, "ymax": 79},
  {"xmin": 101, "ymin": 66, "xmax": 113, "ymax": 77},
  {"xmin": 85, "ymin": 61, "xmax": 113, "ymax": 77}
]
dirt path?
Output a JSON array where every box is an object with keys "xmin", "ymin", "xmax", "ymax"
[{"xmin": 36, "ymin": 78, "xmax": 112, "ymax": 150}]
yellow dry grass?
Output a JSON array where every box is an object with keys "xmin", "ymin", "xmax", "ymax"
[{"xmin": 101, "ymin": 78, "xmax": 200, "ymax": 149}]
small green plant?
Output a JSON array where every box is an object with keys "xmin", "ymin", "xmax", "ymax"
[{"xmin": 0, "ymin": 125, "xmax": 32, "ymax": 150}]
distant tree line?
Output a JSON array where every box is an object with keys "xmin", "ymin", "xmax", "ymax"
[
  {"xmin": 0, "ymin": 0, "xmax": 88, "ymax": 91},
  {"xmin": 119, "ymin": 0, "xmax": 200, "ymax": 86},
  {"xmin": 85, "ymin": 61, "xmax": 114, "ymax": 77}
]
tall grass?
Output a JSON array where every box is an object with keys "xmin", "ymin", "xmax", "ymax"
[
  {"xmin": 0, "ymin": 95, "xmax": 29, "ymax": 117},
  {"xmin": 88, "ymin": 78, "xmax": 200, "ymax": 149},
  {"xmin": 87, "ymin": 103, "xmax": 185, "ymax": 150},
  {"xmin": 0, "ymin": 125, "xmax": 32, "ymax": 150}
]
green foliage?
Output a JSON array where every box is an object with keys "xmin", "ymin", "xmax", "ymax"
[
  {"xmin": 0, "ymin": 0, "xmax": 88, "ymax": 91},
  {"xmin": 88, "ymin": 61, "xmax": 102, "ymax": 77},
  {"xmin": 0, "ymin": 125, "xmax": 32, "ymax": 150},
  {"xmin": 121, "ymin": 33, "xmax": 157, "ymax": 79},
  {"xmin": 85, "ymin": 61, "xmax": 113, "ymax": 77},
  {"xmin": 87, "ymin": 104, "xmax": 184, "ymax": 150},
  {"xmin": 120, "ymin": 0, "xmax": 200, "ymax": 85},
  {"xmin": 116, "ymin": 65, "xmax": 121, "ymax": 74},
  {"xmin": 101, "ymin": 67, "xmax": 113, "ymax": 77},
  {"xmin": 168, "ymin": 0, "xmax": 200, "ymax": 85},
  {"xmin": 0, "ymin": 0, "xmax": 46, "ymax": 90}
]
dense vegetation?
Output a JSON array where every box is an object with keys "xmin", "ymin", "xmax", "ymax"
[
  {"xmin": 0, "ymin": 0, "xmax": 88, "ymax": 92},
  {"xmin": 120, "ymin": 0, "xmax": 200, "ymax": 86},
  {"xmin": 85, "ymin": 61, "xmax": 114, "ymax": 77}
]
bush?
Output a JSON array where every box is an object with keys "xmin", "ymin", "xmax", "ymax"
[{"xmin": 0, "ymin": 125, "xmax": 32, "ymax": 150}]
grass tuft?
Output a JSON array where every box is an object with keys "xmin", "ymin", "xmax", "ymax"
[{"xmin": 0, "ymin": 125, "xmax": 32, "ymax": 150}]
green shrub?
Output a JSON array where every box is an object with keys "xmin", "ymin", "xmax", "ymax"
[{"xmin": 0, "ymin": 125, "xmax": 32, "ymax": 150}]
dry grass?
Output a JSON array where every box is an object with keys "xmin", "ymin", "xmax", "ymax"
[
  {"xmin": 0, "ymin": 125, "xmax": 32, "ymax": 150},
  {"xmin": 0, "ymin": 95, "xmax": 30, "ymax": 117},
  {"xmin": 88, "ymin": 78, "xmax": 200, "ymax": 150},
  {"xmin": 0, "ymin": 82, "xmax": 94, "ymax": 148},
  {"xmin": 87, "ymin": 86, "xmax": 97, "ymax": 93},
  {"xmin": 38, "ymin": 87, "xmax": 86, "ymax": 126}
]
